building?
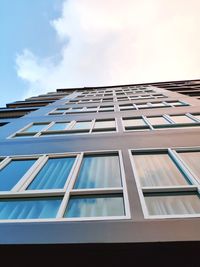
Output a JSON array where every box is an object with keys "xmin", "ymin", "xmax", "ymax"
[{"xmin": 0, "ymin": 79, "xmax": 200, "ymax": 266}]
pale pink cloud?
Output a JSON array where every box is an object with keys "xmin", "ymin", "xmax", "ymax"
[{"xmin": 16, "ymin": 0, "xmax": 200, "ymax": 98}]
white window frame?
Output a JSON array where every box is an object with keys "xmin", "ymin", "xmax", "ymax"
[
  {"xmin": 9, "ymin": 119, "xmax": 119, "ymax": 139},
  {"xmin": 129, "ymin": 146, "xmax": 200, "ymax": 219},
  {"xmin": 122, "ymin": 113, "xmax": 200, "ymax": 132},
  {"xmin": 0, "ymin": 150, "xmax": 130, "ymax": 223}
]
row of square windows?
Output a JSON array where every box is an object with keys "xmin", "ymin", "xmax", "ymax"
[
  {"xmin": 9, "ymin": 113, "xmax": 200, "ymax": 139},
  {"xmin": 0, "ymin": 148, "xmax": 200, "ymax": 220},
  {"xmin": 78, "ymin": 86, "xmax": 156, "ymax": 95},
  {"xmin": 68, "ymin": 93, "xmax": 165, "ymax": 104},
  {"xmin": 76, "ymin": 90, "xmax": 157, "ymax": 98},
  {"xmin": 49, "ymin": 101, "xmax": 188, "ymax": 115}
]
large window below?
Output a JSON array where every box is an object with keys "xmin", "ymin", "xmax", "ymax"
[
  {"xmin": 131, "ymin": 148, "xmax": 200, "ymax": 218},
  {"xmin": 0, "ymin": 151, "xmax": 129, "ymax": 221}
]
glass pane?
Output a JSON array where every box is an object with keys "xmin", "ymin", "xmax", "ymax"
[
  {"xmin": 123, "ymin": 118, "xmax": 146, "ymax": 127},
  {"xmin": 47, "ymin": 122, "xmax": 69, "ymax": 131},
  {"xmin": 178, "ymin": 151, "xmax": 200, "ymax": 183},
  {"xmin": 133, "ymin": 153, "xmax": 189, "ymax": 187},
  {"xmin": 72, "ymin": 121, "xmax": 92, "ymax": 130},
  {"xmin": 85, "ymin": 107, "xmax": 97, "ymax": 112},
  {"xmin": 70, "ymin": 108, "xmax": 83, "ymax": 113},
  {"xmin": 147, "ymin": 116, "xmax": 170, "ymax": 125},
  {"xmin": 192, "ymin": 114, "xmax": 200, "ymax": 120},
  {"xmin": 0, "ymin": 159, "xmax": 36, "ymax": 191},
  {"xmin": 120, "ymin": 105, "xmax": 134, "ymax": 110},
  {"xmin": 170, "ymin": 115, "xmax": 194, "ymax": 124},
  {"xmin": 23, "ymin": 124, "xmax": 48, "ymax": 133},
  {"xmin": 93, "ymin": 120, "xmax": 115, "ymax": 129},
  {"xmin": 169, "ymin": 101, "xmax": 183, "ymax": 106},
  {"xmin": 74, "ymin": 155, "xmax": 122, "ymax": 188},
  {"xmin": 150, "ymin": 103, "xmax": 165, "ymax": 107},
  {"xmin": 0, "ymin": 197, "xmax": 62, "ymax": 219},
  {"xmin": 28, "ymin": 157, "xmax": 75, "ymax": 190},
  {"xmin": 136, "ymin": 104, "xmax": 149, "ymax": 108},
  {"xmin": 99, "ymin": 106, "xmax": 114, "ymax": 111},
  {"xmin": 145, "ymin": 193, "xmax": 200, "ymax": 216},
  {"xmin": 64, "ymin": 194, "xmax": 124, "ymax": 217}
]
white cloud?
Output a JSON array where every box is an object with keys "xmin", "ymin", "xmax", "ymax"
[{"xmin": 16, "ymin": 0, "xmax": 200, "ymax": 98}]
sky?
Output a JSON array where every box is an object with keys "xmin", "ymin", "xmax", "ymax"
[{"xmin": 1, "ymin": 0, "xmax": 200, "ymax": 107}]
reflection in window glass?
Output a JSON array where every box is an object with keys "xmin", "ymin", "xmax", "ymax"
[
  {"xmin": 64, "ymin": 194, "xmax": 124, "ymax": 217},
  {"xmin": 0, "ymin": 159, "xmax": 36, "ymax": 191},
  {"xmin": 72, "ymin": 121, "xmax": 92, "ymax": 130},
  {"xmin": 150, "ymin": 103, "xmax": 165, "ymax": 107},
  {"xmin": 93, "ymin": 120, "xmax": 115, "ymax": 129},
  {"xmin": 0, "ymin": 197, "xmax": 62, "ymax": 219},
  {"xmin": 133, "ymin": 153, "xmax": 189, "ymax": 187},
  {"xmin": 145, "ymin": 192, "xmax": 200, "ymax": 216},
  {"xmin": 120, "ymin": 105, "xmax": 134, "ymax": 110},
  {"xmin": 85, "ymin": 107, "xmax": 98, "ymax": 112},
  {"xmin": 99, "ymin": 106, "xmax": 114, "ymax": 111},
  {"xmin": 23, "ymin": 124, "xmax": 48, "ymax": 133},
  {"xmin": 168, "ymin": 101, "xmax": 183, "ymax": 106},
  {"xmin": 178, "ymin": 151, "xmax": 200, "ymax": 183},
  {"xmin": 123, "ymin": 118, "xmax": 147, "ymax": 128},
  {"xmin": 147, "ymin": 116, "xmax": 170, "ymax": 125},
  {"xmin": 27, "ymin": 157, "xmax": 75, "ymax": 190},
  {"xmin": 47, "ymin": 122, "xmax": 70, "ymax": 131},
  {"xmin": 170, "ymin": 115, "xmax": 194, "ymax": 124},
  {"xmin": 74, "ymin": 155, "xmax": 122, "ymax": 188},
  {"xmin": 136, "ymin": 104, "xmax": 149, "ymax": 109}
]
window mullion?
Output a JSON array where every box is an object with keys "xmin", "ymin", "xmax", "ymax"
[
  {"xmin": 142, "ymin": 116, "xmax": 153, "ymax": 130},
  {"xmin": 0, "ymin": 157, "xmax": 11, "ymax": 170},
  {"xmin": 168, "ymin": 148, "xmax": 200, "ymax": 188},
  {"xmin": 56, "ymin": 153, "xmax": 84, "ymax": 218},
  {"xmin": 90, "ymin": 119, "xmax": 96, "ymax": 133}
]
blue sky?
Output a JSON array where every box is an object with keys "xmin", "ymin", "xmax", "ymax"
[
  {"xmin": 0, "ymin": 0, "xmax": 63, "ymax": 107},
  {"xmin": 1, "ymin": 0, "xmax": 200, "ymax": 107}
]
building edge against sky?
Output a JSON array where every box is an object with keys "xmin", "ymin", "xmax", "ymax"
[{"xmin": 0, "ymin": 79, "xmax": 200, "ymax": 266}]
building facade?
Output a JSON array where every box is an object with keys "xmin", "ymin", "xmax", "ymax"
[{"xmin": 0, "ymin": 79, "xmax": 200, "ymax": 265}]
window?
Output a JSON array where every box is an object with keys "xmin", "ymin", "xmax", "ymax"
[
  {"xmin": 167, "ymin": 101, "xmax": 188, "ymax": 107},
  {"xmin": 131, "ymin": 148, "xmax": 200, "ymax": 218},
  {"xmin": 99, "ymin": 105, "xmax": 114, "ymax": 112},
  {"xmin": 71, "ymin": 121, "xmax": 92, "ymax": 131},
  {"xmin": 123, "ymin": 113, "xmax": 200, "ymax": 131},
  {"xmin": 177, "ymin": 151, "xmax": 200, "ymax": 183},
  {"xmin": 74, "ymin": 154, "xmax": 121, "ymax": 188},
  {"xmin": 92, "ymin": 119, "xmax": 116, "ymax": 132},
  {"xmin": 22, "ymin": 123, "xmax": 49, "ymax": 133},
  {"xmin": 144, "ymin": 192, "xmax": 200, "ymax": 216},
  {"xmin": 27, "ymin": 157, "xmax": 76, "ymax": 190},
  {"xmin": 123, "ymin": 118, "xmax": 149, "ymax": 130},
  {"xmin": 47, "ymin": 122, "xmax": 70, "ymax": 131},
  {"xmin": 0, "ymin": 159, "xmax": 36, "ymax": 191},
  {"xmin": 169, "ymin": 115, "xmax": 195, "ymax": 124},
  {"xmin": 11, "ymin": 119, "xmax": 117, "ymax": 138},
  {"xmin": 0, "ymin": 151, "xmax": 129, "ymax": 221},
  {"xmin": 146, "ymin": 116, "xmax": 170, "ymax": 126},
  {"xmin": 133, "ymin": 152, "xmax": 189, "ymax": 187},
  {"xmin": 64, "ymin": 152, "xmax": 127, "ymax": 219},
  {"xmin": 64, "ymin": 194, "xmax": 124, "ymax": 218},
  {"xmin": 119, "ymin": 104, "xmax": 135, "ymax": 111},
  {"xmin": 0, "ymin": 197, "xmax": 62, "ymax": 219}
]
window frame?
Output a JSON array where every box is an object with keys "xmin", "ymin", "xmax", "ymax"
[
  {"xmin": 8, "ymin": 118, "xmax": 118, "ymax": 139},
  {"xmin": 129, "ymin": 147, "xmax": 200, "ymax": 219},
  {"xmin": 0, "ymin": 150, "xmax": 130, "ymax": 222},
  {"xmin": 122, "ymin": 113, "xmax": 200, "ymax": 132}
]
